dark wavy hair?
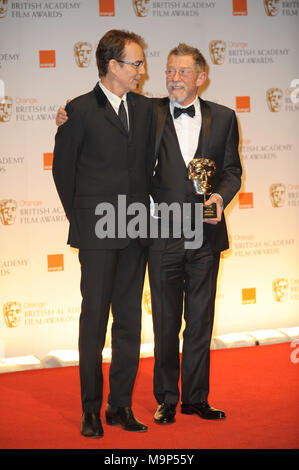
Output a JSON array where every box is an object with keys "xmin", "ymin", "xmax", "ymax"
[{"xmin": 96, "ymin": 29, "xmax": 146, "ymax": 78}]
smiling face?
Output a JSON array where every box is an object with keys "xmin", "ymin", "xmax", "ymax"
[
  {"xmin": 166, "ymin": 53, "xmax": 206, "ymax": 107},
  {"xmin": 108, "ymin": 41, "xmax": 146, "ymax": 97}
]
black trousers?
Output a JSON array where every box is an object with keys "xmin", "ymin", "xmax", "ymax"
[
  {"xmin": 148, "ymin": 237, "xmax": 220, "ymax": 405},
  {"xmin": 78, "ymin": 240, "xmax": 147, "ymax": 413}
]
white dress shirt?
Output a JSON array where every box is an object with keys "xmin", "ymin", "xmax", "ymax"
[
  {"xmin": 99, "ymin": 80, "xmax": 129, "ymax": 129},
  {"xmin": 170, "ymin": 97, "xmax": 201, "ymax": 166},
  {"xmin": 151, "ymin": 97, "xmax": 202, "ymax": 217},
  {"xmin": 170, "ymin": 97, "xmax": 222, "ymax": 206}
]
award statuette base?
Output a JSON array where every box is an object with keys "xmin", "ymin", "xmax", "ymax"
[{"xmin": 203, "ymin": 203, "xmax": 217, "ymax": 219}]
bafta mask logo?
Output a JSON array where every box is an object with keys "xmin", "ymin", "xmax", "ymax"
[
  {"xmin": 143, "ymin": 290, "xmax": 152, "ymax": 315},
  {"xmin": 0, "ymin": 199, "xmax": 17, "ymax": 225},
  {"xmin": 0, "ymin": 0, "xmax": 8, "ymax": 19},
  {"xmin": 273, "ymin": 278, "xmax": 288, "ymax": 302},
  {"xmin": 266, "ymin": 88, "xmax": 283, "ymax": 112},
  {"xmin": 188, "ymin": 158, "xmax": 217, "ymax": 218},
  {"xmin": 3, "ymin": 302, "xmax": 22, "ymax": 328},
  {"xmin": 0, "ymin": 96, "xmax": 13, "ymax": 122},
  {"xmin": 209, "ymin": 40, "xmax": 226, "ymax": 65},
  {"xmin": 74, "ymin": 42, "xmax": 92, "ymax": 68},
  {"xmin": 188, "ymin": 158, "xmax": 216, "ymax": 196},
  {"xmin": 270, "ymin": 183, "xmax": 286, "ymax": 207},
  {"xmin": 264, "ymin": 0, "xmax": 280, "ymax": 16},
  {"xmin": 132, "ymin": 0, "xmax": 150, "ymax": 17}
]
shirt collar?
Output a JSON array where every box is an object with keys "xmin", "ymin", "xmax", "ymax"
[
  {"xmin": 98, "ymin": 80, "xmax": 127, "ymax": 109},
  {"xmin": 170, "ymin": 96, "xmax": 200, "ymax": 117}
]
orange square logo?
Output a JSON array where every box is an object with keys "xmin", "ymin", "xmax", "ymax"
[
  {"xmin": 236, "ymin": 96, "xmax": 250, "ymax": 113},
  {"xmin": 99, "ymin": 0, "xmax": 115, "ymax": 16},
  {"xmin": 48, "ymin": 254, "xmax": 64, "ymax": 272},
  {"xmin": 43, "ymin": 153, "xmax": 53, "ymax": 170},
  {"xmin": 242, "ymin": 288, "xmax": 256, "ymax": 304},
  {"xmin": 233, "ymin": 0, "xmax": 247, "ymax": 15},
  {"xmin": 39, "ymin": 50, "xmax": 56, "ymax": 68},
  {"xmin": 239, "ymin": 192, "xmax": 253, "ymax": 209}
]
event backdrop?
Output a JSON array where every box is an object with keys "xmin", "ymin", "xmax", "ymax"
[{"xmin": 1, "ymin": 0, "xmax": 299, "ymax": 362}]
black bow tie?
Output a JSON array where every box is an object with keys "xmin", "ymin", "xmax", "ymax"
[{"xmin": 174, "ymin": 105, "xmax": 195, "ymax": 119}]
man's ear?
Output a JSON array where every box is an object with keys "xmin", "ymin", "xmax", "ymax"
[
  {"xmin": 196, "ymin": 72, "xmax": 207, "ymax": 88},
  {"xmin": 108, "ymin": 59, "xmax": 119, "ymax": 76}
]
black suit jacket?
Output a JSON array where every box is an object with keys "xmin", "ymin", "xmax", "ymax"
[
  {"xmin": 150, "ymin": 96, "xmax": 242, "ymax": 252},
  {"xmin": 53, "ymin": 83, "xmax": 154, "ymax": 249}
]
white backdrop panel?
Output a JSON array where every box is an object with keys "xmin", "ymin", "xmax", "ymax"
[{"xmin": 0, "ymin": 0, "xmax": 298, "ymax": 359}]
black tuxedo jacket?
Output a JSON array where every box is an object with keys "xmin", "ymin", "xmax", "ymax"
[
  {"xmin": 150, "ymin": 96, "xmax": 242, "ymax": 252},
  {"xmin": 53, "ymin": 83, "xmax": 154, "ymax": 249}
]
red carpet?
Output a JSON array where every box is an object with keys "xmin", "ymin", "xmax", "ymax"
[{"xmin": 0, "ymin": 342, "xmax": 298, "ymax": 452}]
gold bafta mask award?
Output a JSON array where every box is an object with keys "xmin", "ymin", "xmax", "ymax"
[{"xmin": 188, "ymin": 157, "xmax": 217, "ymax": 218}]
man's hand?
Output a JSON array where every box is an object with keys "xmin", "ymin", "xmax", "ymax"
[
  {"xmin": 56, "ymin": 100, "xmax": 70, "ymax": 126},
  {"xmin": 203, "ymin": 194, "xmax": 223, "ymax": 225},
  {"xmin": 56, "ymin": 107, "xmax": 68, "ymax": 126}
]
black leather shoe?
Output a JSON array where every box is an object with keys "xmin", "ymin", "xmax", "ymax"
[
  {"xmin": 181, "ymin": 402, "xmax": 226, "ymax": 420},
  {"xmin": 154, "ymin": 403, "xmax": 176, "ymax": 424},
  {"xmin": 80, "ymin": 412, "xmax": 104, "ymax": 438},
  {"xmin": 105, "ymin": 404, "xmax": 148, "ymax": 432}
]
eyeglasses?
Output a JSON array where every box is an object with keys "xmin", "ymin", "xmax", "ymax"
[
  {"xmin": 115, "ymin": 59, "xmax": 144, "ymax": 69},
  {"xmin": 165, "ymin": 68, "xmax": 194, "ymax": 78}
]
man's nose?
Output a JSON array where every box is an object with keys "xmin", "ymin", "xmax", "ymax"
[
  {"xmin": 138, "ymin": 63, "xmax": 146, "ymax": 75},
  {"xmin": 173, "ymin": 69, "xmax": 181, "ymax": 81}
]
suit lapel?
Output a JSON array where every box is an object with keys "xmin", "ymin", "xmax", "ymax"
[
  {"xmin": 154, "ymin": 97, "xmax": 212, "ymax": 159},
  {"xmin": 127, "ymin": 92, "xmax": 136, "ymax": 140},
  {"xmin": 93, "ymin": 83, "xmax": 129, "ymax": 136},
  {"xmin": 154, "ymin": 97, "xmax": 169, "ymax": 157},
  {"xmin": 196, "ymin": 97, "xmax": 212, "ymax": 157},
  {"xmin": 93, "ymin": 82, "xmax": 107, "ymax": 107}
]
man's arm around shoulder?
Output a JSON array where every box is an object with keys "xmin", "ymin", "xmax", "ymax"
[{"xmin": 52, "ymin": 100, "xmax": 84, "ymax": 220}]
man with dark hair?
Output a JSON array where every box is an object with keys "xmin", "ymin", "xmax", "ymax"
[
  {"xmin": 53, "ymin": 29, "xmax": 154, "ymax": 438},
  {"xmin": 95, "ymin": 29, "xmax": 146, "ymax": 77},
  {"xmin": 56, "ymin": 41, "xmax": 242, "ymax": 428},
  {"xmin": 150, "ymin": 43, "xmax": 241, "ymax": 424}
]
